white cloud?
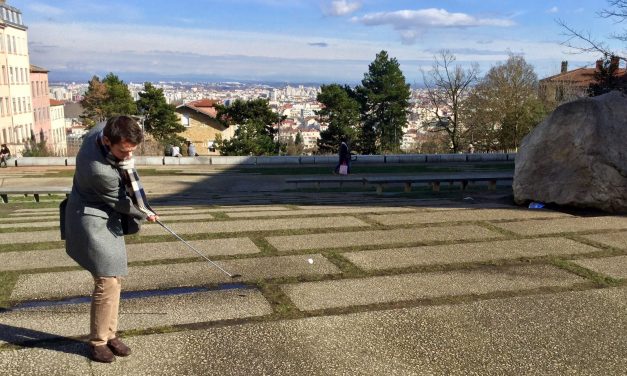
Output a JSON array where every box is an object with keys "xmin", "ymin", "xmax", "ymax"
[
  {"xmin": 352, "ymin": 8, "xmax": 515, "ymax": 44},
  {"xmin": 323, "ymin": 0, "xmax": 361, "ymax": 17},
  {"xmin": 547, "ymin": 6, "xmax": 559, "ymax": 14},
  {"xmin": 354, "ymin": 8, "xmax": 515, "ymax": 29},
  {"xmin": 25, "ymin": 19, "xmax": 595, "ymax": 82}
]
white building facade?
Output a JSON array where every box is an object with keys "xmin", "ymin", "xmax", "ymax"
[
  {"xmin": 0, "ymin": 1, "xmax": 33, "ymax": 156},
  {"xmin": 49, "ymin": 99, "xmax": 66, "ymax": 156}
]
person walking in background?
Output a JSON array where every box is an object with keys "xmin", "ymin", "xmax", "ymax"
[
  {"xmin": 334, "ymin": 136, "xmax": 351, "ymax": 175},
  {"xmin": 171, "ymin": 144, "xmax": 182, "ymax": 157},
  {"xmin": 63, "ymin": 116, "xmax": 158, "ymax": 363},
  {"xmin": 0, "ymin": 144, "xmax": 10, "ymax": 167},
  {"xmin": 187, "ymin": 141, "xmax": 198, "ymax": 156}
]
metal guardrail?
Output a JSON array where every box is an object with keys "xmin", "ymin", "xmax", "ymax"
[
  {"xmin": 0, "ymin": 187, "xmax": 71, "ymax": 203},
  {"xmin": 12, "ymin": 153, "xmax": 516, "ymax": 167}
]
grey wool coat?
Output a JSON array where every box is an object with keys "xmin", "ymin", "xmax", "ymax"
[{"xmin": 64, "ymin": 123, "xmax": 147, "ymax": 276}]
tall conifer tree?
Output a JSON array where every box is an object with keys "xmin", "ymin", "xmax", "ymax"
[
  {"xmin": 136, "ymin": 82, "xmax": 185, "ymax": 145},
  {"xmin": 357, "ymin": 51, "xmax": 411, "ymax": 154},
  {"xmin": 316, "ymin": 84, "xmax": 361, "ymax": 154}
]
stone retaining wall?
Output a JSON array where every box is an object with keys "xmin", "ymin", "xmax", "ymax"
[{"xmin": 13, "ymin": 153, "xmax": 515, "ymax": 167}]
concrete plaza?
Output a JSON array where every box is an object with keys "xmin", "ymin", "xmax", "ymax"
[{"xmin": 0, "ymin": 165, "xmax": 625, "ymax": 375}]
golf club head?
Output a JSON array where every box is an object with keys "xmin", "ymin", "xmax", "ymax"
[{"xmin": 230, "ymin": 274, "xmax": 242, "ymax": 279}]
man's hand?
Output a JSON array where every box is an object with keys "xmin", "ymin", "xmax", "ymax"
[{"xmin": 147, "ymin": 215, "xmax": 159, "ymax": 223}]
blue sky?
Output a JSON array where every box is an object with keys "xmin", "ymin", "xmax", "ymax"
[{"xmin": 11, "ymin": 0, "xmax": 626, "ymax": 84}]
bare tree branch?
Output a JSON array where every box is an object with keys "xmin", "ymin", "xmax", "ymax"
[
  {"xmin": 559, "ymin": 1, "xmax": 627, "ymax": 60},
  {"xmin": 598, "ymin": 0, "xmax": 627, "ymax": 20},
  {"xmin": 556, "ymin": 18, "xmax": 614, "ymax": 57}
]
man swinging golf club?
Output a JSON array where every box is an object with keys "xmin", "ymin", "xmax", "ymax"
[{"xmin": 63, "ymin": 115, "xmax": 158, "ymax": 363}]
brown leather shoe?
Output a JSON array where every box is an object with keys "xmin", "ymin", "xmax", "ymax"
[
  {"xmin": 91, "ymin": 344, "xmax": 115, "ymax": 363},
  {"xmin": 107, "ymin": 337, "xmax": 132, "ymax": 357}
]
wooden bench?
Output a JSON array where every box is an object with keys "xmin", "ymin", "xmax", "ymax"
[
  {"xmin": 364, "ymin": 174, "xmax": 514, "ymax": 195},
  {"xmin": 0, "ymin": 187, "xmax": 71, "ymax": 203},
  {"xmin": 285, "ymin": 177, "xmax": 366, "ymax": 190}
]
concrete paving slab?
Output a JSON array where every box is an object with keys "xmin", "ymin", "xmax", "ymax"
[
  {"xmin": 150, "ymin": 213, "xmax": 217, "ymax": 221},
  {"xmin": 0, "ymin": 215, "xmax": 58, "ymax": 223},
  {"xmin": 139, "ymin": 216, "xmax": 370, "ymax": 236},
  {"xmin": 215, "ymin": 205, "xmax": 291, "ymax": 211},
  {"xmin": 5, "ymin": 287, "xmax": 619, "ymax": 375},
  {"xmin": 11, "ymin": 254, "xmax": 340, "ymax": 300},
  {"xmin": 153, "ymin": 206, "xmax": 289, "ymax": 213},
  {"xmin": 293, "ymin": 205, "xmax": 412, "ymax": 210},
  {"xmin": 367, "ymin": 208, "xmax": 570, "ymax": 226},
  {"xmin": 144, "ymin": 206, "xmax": 195, "ymax": 212},
  {"xmin": 11, "ymin": 208, "xmax": 59, "ymax": 215},
  {"xmin": 267, "ymin": 225, "xmax": 504, "ymax": 252},
  {"xmin": 573, "ymin": 255, "xmax": 627, "ymax": 279},
  {"xmin": 295, "ymin": 203, "xmax": 512, "ymax": 211},
  {"xmin": 582, "ymin": 231, "xmax": 627, "ymax": 250},
  {"xmin": 282, "ymin": 265, "xmax": 584, "ymax": 311},
  {"xmin": 0, "ymin": 220, "xmax": 58, "ymax": 229},
  {"xmin": 492, "ymin": 216, "xmax": 627, "ymax": 236},
  {"xmin": 0, "ymin": 288, "xmax": 272, "ymax": 345},
  {"xmin": 0, "ymin": 343, "xmax": 91, "ymax": 376},
  {"xmin": 0, "ymin": 238, "xmax": 260, "ymax": 271},
  {"xmin": 0, "ymin": 230, "xmax": 60, "ymax": 245},
  {"xmin": 226, "ymin": 207, "xmax": 416, "ymax": 218},
  {"xmin": 344, "ymin": 237, "xmax": 602, "ymax": 271}
]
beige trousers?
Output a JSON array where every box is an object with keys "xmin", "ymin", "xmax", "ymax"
[{"xmin": 89, "ymin": 276, "xmax": 121, "ymax": 347}]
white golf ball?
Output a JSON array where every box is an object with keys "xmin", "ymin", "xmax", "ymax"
[{"xmin": 307, "ymin": 258, "xmax": 314, "ymax": 264}]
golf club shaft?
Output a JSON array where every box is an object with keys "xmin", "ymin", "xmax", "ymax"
[{"xmin": 156, "ymin": 220, "xmax": 236, "ymax": 278}]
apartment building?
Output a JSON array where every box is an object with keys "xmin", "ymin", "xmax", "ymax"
[
  {"xmin": 0, "ymin": 0, "xmax": 33, "ymax": 156},
  {"xmin": 49, "ymin": 99, "xmax": 66, "ymax": 156},
  {"xmin": 30, "ymin": 64, "xmax": 50, "ymax": 146}
]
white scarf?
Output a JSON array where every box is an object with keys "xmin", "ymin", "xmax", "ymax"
[{"xmin": 97, "ymin": 131, "xmax": 156, "ymax": 218}]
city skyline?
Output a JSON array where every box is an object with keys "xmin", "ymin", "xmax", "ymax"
[{"xmin": 13, "ymin": 0, "xmax": 627, "ymax": 84}]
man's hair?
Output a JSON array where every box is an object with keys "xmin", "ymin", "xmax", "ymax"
[{"xmin": 104, "ymin": 115, "xmax": 143, "ymax": 145}]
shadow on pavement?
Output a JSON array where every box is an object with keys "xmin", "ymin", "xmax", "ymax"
[
  {"xmin": 0, "ymin": 323, "xmax": 89, "ymax": 359},
  {"xmin": 146, "ymin": 160, "xmax": 518, "ymax": 209}
]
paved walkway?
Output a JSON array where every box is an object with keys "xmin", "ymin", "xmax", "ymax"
[{"xmin": 0, "ymin": 166, "xmax": 626, "ymax": 375}]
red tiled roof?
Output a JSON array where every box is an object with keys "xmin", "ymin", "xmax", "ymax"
[
  {"xmin": 541, "ymin": 67, "xmax": 627, "ymax": 87},
  {"xmin": 30, "ymin": 64, "xmax": 49, "ymax": 73},
  {"xmin": 49, "ymin": 99, "xmax": 64, "ymax": 106},
  {"xmin": 188, "ymin": 99, "xmax": 219, "ymax": 108},
  {"xmin": 177, "ymin": 99, "xmax": 219, "ymax": 117}
]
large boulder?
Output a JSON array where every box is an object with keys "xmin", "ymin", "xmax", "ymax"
[{"xmin": 513, "ymin": 91, "xmax": 627, "ymax": 213}]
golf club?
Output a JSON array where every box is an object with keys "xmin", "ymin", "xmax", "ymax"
[{"xmin": 156, "ymin": 220, "xmax": 241, "ymax": 279}]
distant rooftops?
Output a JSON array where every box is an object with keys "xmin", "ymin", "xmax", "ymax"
[
  {"xmin": 176, "ymin": 99, "xmax": 221, "ymax": 117},
  {"xmin": 0, "ymin": 2, "xmax": 24, "ymax": 27},
  {"xmin": 541, "ymin": 57, "xmax": 626, "ymax": 87},
  {"xmin": 30, "ymin": 64, "xmax": 49, "ymax": 73}
]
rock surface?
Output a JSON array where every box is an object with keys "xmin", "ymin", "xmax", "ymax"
[{"xmin": 513, "ymin": 91, "xmax": 627, "ymax": 213}]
